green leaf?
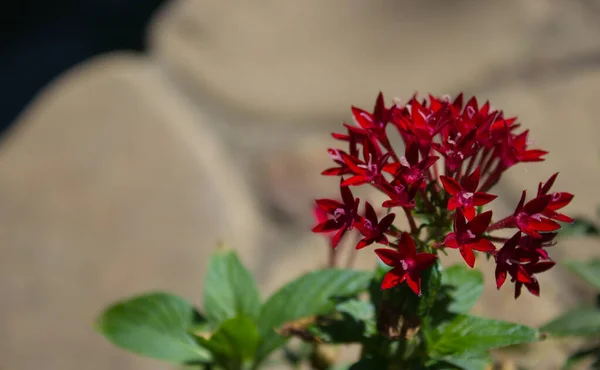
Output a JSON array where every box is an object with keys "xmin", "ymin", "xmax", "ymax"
[
  {"xmin": 336, "ymin": 300, "xmax": 375, "ymax": 323},
  {"xmin": 541, "ymin": 307, "xmax": 600, "ymax": 337},
  {"xmin": 428, "ymin": 314, "xmax": 540, "ymax": 357},
  {"xmin": 195, "ymin": 316, "xmax": 259, "ymax": 369},
  {"xmin": 203, "ymin": 247, "xmax": 261, "ymax": 327},
  {"xmin": 253, "ymin": 269, "xmax": 373, "ymax": 366},
  {"xmin": 559, "ymin": 218, "xmax": 600, "ymax": 237},
  {"xmin": 441, "ymin": 265, "xmax": 484, "ymax": 314},
  {"xmin": 437, "ymin": 352, "xmax": 493, "ymax": 370},
  {"xmin": 564, "ymin": 260, "xmax": 600, "ymax": 291},
  {"xmin": 562, "ymin": 346, "xmax": 600, "ymax": 370},
  {"xmin": 96, "ymin": 292, "xmax": 211, "ymax": 363}
]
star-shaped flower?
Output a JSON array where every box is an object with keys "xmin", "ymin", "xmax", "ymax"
[
  {"xmin": 374, "ymin": 232, "xmax": 437, "ymax": 295},
  {"xmin": 440, "ymin": 167, "xmax": 497, "ymax": 220},
  {"xmin": 443, "ymin": 209, "xmax": 495, "ymax": 267},
  {"xmin": 354, "ymin": 202, "xmax": 396, "ymax": 250},
  {"xmin": 312, "ymin": 181, "xmax": 360, "ymax": 248}
]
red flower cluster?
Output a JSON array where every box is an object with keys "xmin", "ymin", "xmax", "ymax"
[{"xmin": 312, "ymin": 93, "xmax": 573, "ymax": 298}]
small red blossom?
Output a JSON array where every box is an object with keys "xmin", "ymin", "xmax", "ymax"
[
  {"xmin": 321, "ymin": 148, "xmax": 354, "ymax": 176},
  {"xmin": 312, "ymin": 181, "xmax": 360, "ymax": 249},
  {"xmin": 443, "ymin": 209, "xmax": 495, "ymax": 267},
  {"xmin": 536, "ymin": 173, "xmax": 574, "ymax": 223},
  {"xmin": 440, "ymin": 167, "xmax": 497, "ymax": 220},
  {"xmin": 375, "ymin": 233, "xmax": 437, "ymax": 295},
  {"xmin": 514, "ymin": 260, "xmax": 555, "ymax": 298},
  {"xmin": 354, "ymin": 202, "xmax": 396, "ymax": 250},
  {"xmin": 380, "ymin": 178, "xmax": 420, "ymax": 209},
  {"xmin": 342, "ymin": 140, "xmax": 392, "ymax": 186},
  {"xmin": 513, "ymin": 191, "xmax": 561, "ymax": 238},
  {"xmin": 494, "ymin": 232, "xmax": 532, "ymax": 290},
  {"xmin": 384, "ymin": 142, "xmax": 439, "ymax": 189},
  {"xmin": 499, "ymin": 128, "xmax": 548, "ymax": 169},
  {"xmin": 432, "ymin": 129, "xmax": 478, "ymax": 172},
  {"xmin": 518, "ymin": 232, "xmax": 557, "ymax": 261}
]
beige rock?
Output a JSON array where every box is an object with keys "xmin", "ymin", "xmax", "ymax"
[
  {"xmin": 147, "ymin": 0, "xmax": 600, "ymax": 126},
  {"xmin": 0, "ymin": 53, "xmax": 266, "ymax": 370}
]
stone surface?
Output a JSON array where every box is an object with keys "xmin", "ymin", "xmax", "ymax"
[
  {"xmin": 0, "ymin": 53, "xmax": 266, "ymax": 370},
  {"xmin": 149, "ymin": 0, "xmax": 600, "ymax": 128}
]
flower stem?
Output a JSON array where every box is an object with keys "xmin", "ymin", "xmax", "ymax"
[
  {"xmin": 487, "ymin": 216, "xmax": 514, "ymax": 232},
  {"xmin": 403, "ymin": 207, "xmax": 418, "ymax": 234}
]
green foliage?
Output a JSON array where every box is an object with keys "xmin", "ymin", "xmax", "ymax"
[
  {"xmin": 541, "ymin": 259, "xmax": 600, "ymax": 369},
  {"xmin": 564, "ymin": 260, "xmax": 600, "ymax": 291},
  {"xmin": 440, "ymin": 265, "xmax": 484, "ymax": 314},
  {"xmin": 559, "ymin": 218, "xmax": 600, "ymax": 237},
  {"xmin": 541, "ymin": 307, "xmax": 600, "ymax": 337},
  {"xmin": 95, "ymin": 292, "xmax": 211, "ymax": 363},
  {"xmin": 194, "ymin": 316, "xmax": 259, "ymax": 369},
  {"xmin": 253, "ymin": 269, "xmax": 373, "ymax": 366},
  {"xmin": 96, "ymin": 252, "xmax": 547, "ymax": 369},
  {"xmin": 426, "ymin": 315, "xmax": 540, "ymax": 358},
  {"xmin": 203, "ymin": 246, "xmax": 261, "ymax": 326}
]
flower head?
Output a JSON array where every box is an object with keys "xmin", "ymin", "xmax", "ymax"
[
  {"xmin": 312, "ymin": 181, "xmax": 360, "ymax": 248},
  {"xmin": 375, "ymin": 233, "xmax": 437, "ymax": 295},
  {"xmin": 354, "ymin": 202, "xmax": 396, "ymax": 250},
  {"xmin": 443, "ymin": 209, "xmax": 495, "ymax": 267},
  {"xmin": 440, "ymin": 167, "xmax": 497, "ymax": 220}
]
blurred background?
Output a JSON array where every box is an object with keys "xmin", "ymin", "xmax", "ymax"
[{"xmin": 1, "ymin": 1, "xmax": 600, "ymax": 369}]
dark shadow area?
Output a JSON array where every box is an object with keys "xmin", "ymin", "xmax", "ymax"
[{"xmin": 0, "ymin": 0, "xmax": 168, "ymax": 136}]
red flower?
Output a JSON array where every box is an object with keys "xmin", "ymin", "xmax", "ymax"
[
  {"xmin": 537, "ymin": 173, "xmax": 574, "ymax": 223},
  {"xmin": 393, "ymin": 97, "xmax": 451, "ymax": 152},
  {"xmin": 514, "ymin": 260, "xmax": 555, "ymax": 298},
  {"xmin": 443, "ymin": 209, "xmax": 495, "ymax": 267},
  {"xmin": 312, "ymin": 182, "xmax": 360, "ymax": 248},
  {"xmin": 499, "ymin": 128, "xmax": 547, "ymax": 169},
  {"xmin": 513, "ymin": 191, "xmax": 561, "ymax": 238},
  {"xmin": 494, "ymin": 232, "xmax": 532, "ymax": 290},
  {"xmin": 342, "ymin": 139, "xmax": 392, "ymax": 186},
  {"xmin": 354, "ymin": 202, "xmax": 396, "ymax": 249},
  {"xmin": 374, "ymin": 232, "xmax": 437, "ymax": 295},
  {"xmin": 313, "ymin": 204, "xmax": 335, "ymax": 245},
  {"xmin": 321, "ymin": 148, "xmax": 354, "ymax": 176},
  {"xmin": 440, "ymin": 167, "xmax": 497, "ymax": 220},
  {"xmin": 518, "ymin": 232, "xmax": 557, "ymax": 261},
  {"xmin": 384, "ymin": 141, "xmax": 439, "ymax": 189},
  {"xmin": 381, "ymin": 177, "xmax": 420, "ymax": 209},
  {"xmin": 432, "ymin": 129, "xmax": 478, "ymax": 172}
]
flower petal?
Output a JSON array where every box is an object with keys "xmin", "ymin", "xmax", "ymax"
[
  {"xmin": 495, "ymin": 265, "xmax": 507, "ymax": 289},
  {"xmin": 448, "ymin": 197, "xmax": 461, "ymax": 211},
  {"xmin": 473, "ymin": 192, "xmax": 498, "ymax": 206},
  {"xmin": 312, "ymin": 219, "xmax": 341, "ymax": 233},
  {"xmin": 331, "ymin": 227, "xmax": 348, "ymax": 249},
  {"xmin": 364, "ymin": 202, "xmax": 378, "ymax": 224},
  {"xmin": 341, "ymin": 176, "xmax": 369, "ymax": 186},
  {"xmin": 399, "ymin": 232, "xmax": 417, "ymax": 257},
  {"xmin": 414, "ymin": 253, "xmax": 438, "ymax": 269},
  {"xmin": 381, "ymin": 268, "xmax": 406, "ymax": 290},
  {"xmin": 466, "ymin": 239, "xmax": 496, "ymax": 253},
  {"xmin": 461, "ymin": 167, "xmax": 481, "ymax": 192},
  {"xmin": 443, "ymin": 232, "xmax": 459, "ymax": 249},
  {"xmin": 356, "ymin": 238, "xmax": 372, "ymax": 250},
  {"xmin": 406, "ymin": 273, "xmax": 422, "ymax": 296},
  {"xmin": 460, "ymin": 247, "xmax": 476, "ymax": 268},
  {"xmin": 315, "ymin": 199, "xmax": 343, "ymax": 212},
  {"xmin": 378, "ymin": 213, "xmax": 396, "ymax": 233},
  {"xmin": 468, "ymin": 211, "xmax": 493, "ymax": 235},
  {"xmin": 374, "ymin": 248, "xmax": 401, "ymax": 267},
  {"xmin": 440, "ymin": 176, "xmax": 461, "ymax": 196}
]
